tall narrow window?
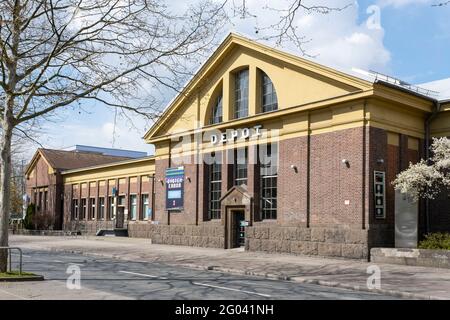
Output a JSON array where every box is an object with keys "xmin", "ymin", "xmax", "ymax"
[
  {"xmin": 109, "ymin": 196, "xmax": 115, "ymax": 220},
  {"xmin": 261, "ymin": 71, "xmax": 278, "ymax": 112},
  {"xmin": 234, "ymin": 147, "xmax": 248, "ymax": 186},
  {"xmin": 89, "ymin": 198, "xmax": 96, "ymax": 220},
  {"xmin": 234, "ymin": 69, "xmax": 249, "ymax": 119},
  {"xmin": 260, "ymin": 143, "xmax": 278, "ymax": 220},
  {"xmin": 210, "ymin": 94, "xmax": 223, "ymax": 124},
  {"xmin": 142, "ymin": 194, "xmax": 150, "ymax": 220},
  {"xmin": 43, "ymin": 191, "xmax": 48, "ymax": 213},
  {"xmin": 72, "ymin": 199, "xmax": 79, "ymax": 220},
  {"xmin": 130, "ymin": 195, "xmax": 137, "ymax": 220},
  {"xmin": 208, "ymin": 158, "xmax": 222, "ymax": 220},
  {"xmin": 81, "ymin": 198, "xmax": 87, "ymax": 220},
  {"xmin": 99, "ymin": 197, "xmax": 105, "ymax": 220}
]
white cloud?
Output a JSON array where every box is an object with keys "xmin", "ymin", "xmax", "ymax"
[
  {"xmin": 230, "ymin": 0, "xmax": 391, "ymax": 73},
  {"xmin": 35, "ymin": 118, "xmax": 155, "ymax": 160}
]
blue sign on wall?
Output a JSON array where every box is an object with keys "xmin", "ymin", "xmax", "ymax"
[{"xmin": 165, "ymin": 167, "xmax": 184, "ymax": 210}]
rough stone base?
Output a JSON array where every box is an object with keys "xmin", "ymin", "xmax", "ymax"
[
  {"xmin": 128, "ymin": 223, "xmax": 225, "ymax": 249},
  {"xmin": 64, "ymin": 220, "xmax": 115, "ymax": 235},
  {"xmin": 246, "ymin": 225, "xmax": 369, "ymax": 259}
]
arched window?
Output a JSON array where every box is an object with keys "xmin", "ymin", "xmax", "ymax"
[
  {"xmin": 261, "ymin": 71, "xmax": 278, "ymax": 112},
  {"xmin": 210, "ymin": 94, "xmax": 223, "ymax": 124},
  {"xmin": 234, "ymin": 69, "xmax": 249, "ymax": 119}
]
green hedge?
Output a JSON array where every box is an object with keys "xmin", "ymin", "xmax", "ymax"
[{"xmin": 419, "ymin": 232, "xmax": 450, "ymax": 250}]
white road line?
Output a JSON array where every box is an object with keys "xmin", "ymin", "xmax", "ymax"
[
  {"xmin": 0, "ymin": 288, "xmax": 28, "ymax": 300},
  {"xmin": 118, "ymin": 271, "xmax": 168, "ymax": 280},
  {"xmin": 192, "ymin": 282, "xmax": 271, "ymax": 298},
  {"xmin": 70, "ymin": 263, "xmax": 85, "ymax": 267},
  {"xmin": 53, "ymin": 260, "xmax": 64, "ymax": 263},
  {"xmin": 11, "ymin": 253, "xmax": 31, "ymax": 258}
]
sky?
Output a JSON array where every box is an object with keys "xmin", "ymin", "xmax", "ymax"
[{"xmin": 32, "ymin": 0, "xmax": 450, "ymax": 160}]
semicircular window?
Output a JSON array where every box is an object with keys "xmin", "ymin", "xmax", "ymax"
[
  {"xmin": 261, "ymin": 71, "xmax": 278, "ymax": 113},
  {"xmin": 210, "ymin": 93, "xmax": 223, "ymax": 125}
]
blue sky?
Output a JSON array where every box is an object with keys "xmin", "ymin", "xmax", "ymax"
[
  {"xmin": 358, "ymin": 0, "xmax": 450, "ymax": 83},
  {"xmin": 32, "ymin": 0, "xmax": 450, "ymax": 160}
]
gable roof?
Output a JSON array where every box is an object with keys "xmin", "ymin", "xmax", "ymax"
[
  {"xmin": 143, "ymin": 32, "xmax": 373, "ymax": 141},
  {"xmin": 25, "ymin": 148, "xmax": 133, "ymax": 175}
]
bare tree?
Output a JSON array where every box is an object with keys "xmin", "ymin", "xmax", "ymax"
[
  {"xmin": 433, "ymin": 1, "xmax": 450, "ymax": 6},
  {"xmin": 0, "ymin": 0, "xmax": 228, "ymax": 272},
  {"xmin": 0, "ymin": 0, "xmax": 346, "ymax": 272},
  {"xmin": 231, "ymin": 0, "xmax": 349, "ymax": 56}
]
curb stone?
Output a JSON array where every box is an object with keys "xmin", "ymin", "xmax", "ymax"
[
  {"xmin": 27, "ymin": 246, "xmax": 440, "ymax": 300},
  {"xmin": 0, "ymin": 275, "xmax": 44, "ymax": 282}
]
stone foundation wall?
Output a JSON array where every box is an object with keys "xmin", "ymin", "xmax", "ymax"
[
  {"xmin": 245, "ymin": 225, "xmax": 369, "ymax": 259},
  {"xmin": 64, "ymin": 220, "xmax": 115, "ymax": 235},
  {"xmin": 128, "ymin": 223, "xmax": 225, "ymax": 248}
]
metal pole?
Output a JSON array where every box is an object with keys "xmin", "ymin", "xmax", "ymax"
[{"xmin": 18, "ymin": 249, "xmax": 22, "ymax": 275}]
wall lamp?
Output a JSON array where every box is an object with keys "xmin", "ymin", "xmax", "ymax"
[
  {"xmin": 186, "ymin": 176, "xmax": 191, "ymax": 182},
  {"xmin": 377, "ymin": 159, "xmax": 385, "ymax": 165},
  {"xmin": 290, "ymin": 165, "xmax": 298, "ymax": 173},
  {"xmin": 341, "ymin": 159, "xmax": 350, "ymax": 168}
]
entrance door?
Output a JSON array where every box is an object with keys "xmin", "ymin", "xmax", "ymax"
[
  {"xmin": 116, "ymin": 207, "xmax": 125, "ymax": 229},
  {"xmin": 235, "ymin": 211, "xmax": 245, "ymax": 247}
]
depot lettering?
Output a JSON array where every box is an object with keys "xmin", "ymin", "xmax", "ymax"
[{"xmin": 210, "ymin": 125, "xmax": 263, "ymax": 145}]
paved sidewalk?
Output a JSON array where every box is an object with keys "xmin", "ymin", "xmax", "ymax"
[{"xmin": 10, "ymin": 235, "xmax": 450, "ymax": 299}]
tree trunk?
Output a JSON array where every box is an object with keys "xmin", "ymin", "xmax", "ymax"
[{"xmin": 0, "ymin": 98, "xmax": 14, "ymax": 273}]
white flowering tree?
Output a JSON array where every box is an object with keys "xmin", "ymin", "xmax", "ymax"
[{"xmin": 393, "ymin": 137, "xmax": 450, "ymax": 200}]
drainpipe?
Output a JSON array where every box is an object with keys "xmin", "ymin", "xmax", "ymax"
[{"xmin": 424, "ymin": 100, "xmax": 441, "ymax": 234}]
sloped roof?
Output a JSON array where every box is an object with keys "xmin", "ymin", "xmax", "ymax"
[
  {"xmin": 34, "ymin": 148, "xmax": 132, "ymax": 172},
  {"xmin": 143, "ymin": 32, "xmax": 373, "ymax": 141},
  {"xmin": 417, "ymin": 78, "xmax": 450, "ymax": 102}
]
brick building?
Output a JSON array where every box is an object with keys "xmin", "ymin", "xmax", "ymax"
[
  {"xmin": 25, "ymin": 148, "xmax": 134, "ymax": 229},
  {"xmin": 25, "ymin": 34, "xmax": 450, "ymax": 259}
]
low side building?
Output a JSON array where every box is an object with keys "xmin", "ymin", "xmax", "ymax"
[
  {"xmin": 61, "ymin": 157, "xmax": 155, "ymax": 235},
  {"xmin": 25, "ymin": 148, "xmax": 133, "ymax": 229}
]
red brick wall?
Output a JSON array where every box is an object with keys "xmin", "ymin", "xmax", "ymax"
[
  {"xmin": 277, "ymin": 135, "xmax": 308, "ymax": 226},
  {"xmin": 309, "ymin": 127, "xmax": 365, "ymax": 228}
]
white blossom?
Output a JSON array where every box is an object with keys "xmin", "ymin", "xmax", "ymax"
[{"xmin": 393, "ymin": 137, "xmax": 450, "ymax": 200}]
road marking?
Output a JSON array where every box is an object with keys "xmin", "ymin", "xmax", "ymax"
[
  {"xmin": 118, "ymin": 271, "xmax": 168, "ymax": 280},
  {"xmin": 11, "ymin": 253, "xmax": 31, "ymax": 258},
  {"xmin": 53, "ymin": 260, "xmax": 65, "ymax": 263},
  {"xmin": 69, "ymin": 263, "xmax": 85, "ymax": 267},
  {"xmin": 0, "ymin": 288, "xmax": 28, "ymax": 300},
  {"xmin": 192, "ymin": 282, "xmax": 271, "ymax": 298}
]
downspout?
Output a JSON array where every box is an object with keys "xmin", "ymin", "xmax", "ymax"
[
  {"xmin": 362, "ymin": 99, "xmax": 368, "ymax": 230},
  {"xmin": 424, "ymin": 100, "xmax": 441, "ymax": 234},
  {"xmin": 151, "ymin": 174, "xmax": 155, "ymax": 221}
]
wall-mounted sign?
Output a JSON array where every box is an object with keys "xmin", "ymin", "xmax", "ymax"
[
  {"xmin": 374, "ymin": 171, "xmax": 386, "ymax": 219},
  {"xmin": 165, "ymin": 166, "xmax": 184, "ymax": 210},
  {"xmin": 210, "ymin": 125, "xmax": 262, "ymax": 145}
]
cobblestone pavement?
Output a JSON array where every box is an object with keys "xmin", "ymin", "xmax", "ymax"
[{"xmin": 9, "ymin": 235, "xmax": 450, "ymax": 299}]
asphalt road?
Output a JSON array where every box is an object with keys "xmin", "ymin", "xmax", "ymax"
[{"xmin": 2, "ymin": 249, "xmax": 400, "ymax": 300}]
